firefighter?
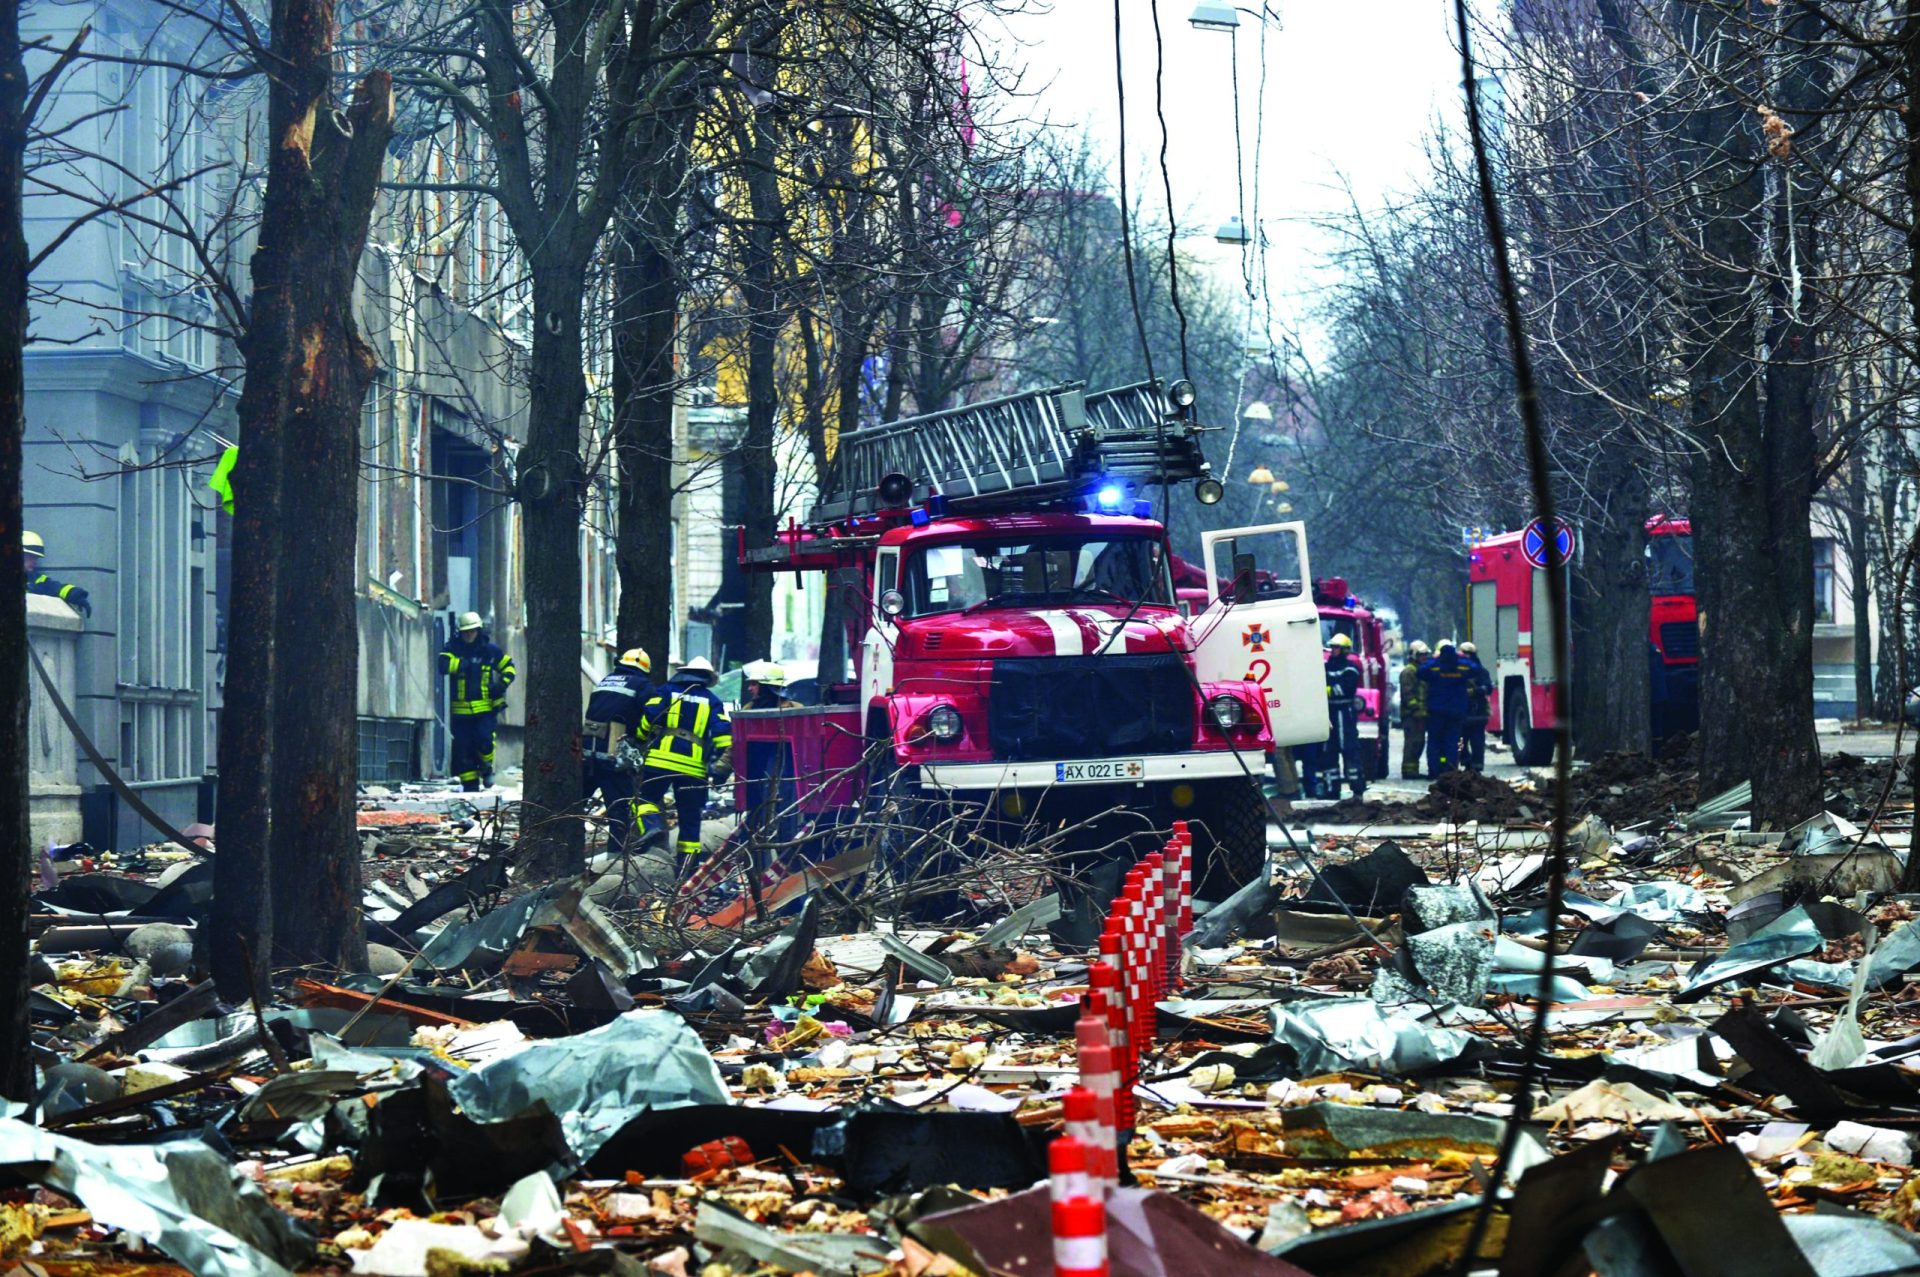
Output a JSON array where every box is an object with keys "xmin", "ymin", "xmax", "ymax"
[
  {"xmin": 583, "ymin": 648, "xmax": 652, "ymax": 854},
  {"xmin": 438, "ymin": 612, "xmax": 515, "ymax": 791},
  {"xmin": 1399, "ymin": 639, "xmax": 1430, "ymax": 779},
  {"xmin": 1324, "ymin": 633, "xmax": 1367, "ymax": 798},
  {"xmin": 22, "ymin": 531, "xmax": 91, "ymax": 617},
  {"xmin": 634, "ymin": 656, "xmax": 732, "ymax": 877},
  {"xmin": 1459, "ymin": 641, "xmax": 1494, "ymax": 772},
  {"xmin": 1418, "ymin": 640, "xmax": 1470, "ymax": 776}
]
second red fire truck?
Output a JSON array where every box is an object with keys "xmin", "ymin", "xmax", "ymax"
[{"xmin": 1466, "ymin": 517, "xmax": 1698, "ymax": 763}]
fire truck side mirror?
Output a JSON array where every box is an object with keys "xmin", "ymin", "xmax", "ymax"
[{"xmin": 876, "ymin": 473, "xmax": 912, "ymax": 508}]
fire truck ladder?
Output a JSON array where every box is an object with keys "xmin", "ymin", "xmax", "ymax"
[{"xmin": 813, "ymin": 379, "xmax": 1211, "ymax": 522}]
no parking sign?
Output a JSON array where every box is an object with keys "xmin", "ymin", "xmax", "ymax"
[{"xmin": 1521, "ymin": 517, "xmax": 1575, "ymax": 568}]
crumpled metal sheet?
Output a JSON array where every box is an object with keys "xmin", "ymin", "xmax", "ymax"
[
  {"xmin": 446, "ymin": 1009, "xmax": 729, "ymax": 1165},
  {"xmin": 1269, "ymin": 997, "xmax": 1488, "ymax": 1076},
  {"xmin": 0, "ymin": 1115, "xmax": 313, "ymax": 1277},
  {"xmin": 1606, "ymin": 881, "xmax": 1707, "ymax": 922},
  {"xmin": 1782, "ymin": 1213, "xmax": 1920, "ymax": 1277},
  {"xmin": 1678, "ymin": 905, "xmax": 1827, "ymax": 1000},
  {"xmin": 418, "ymin": 881, "xmax": 573, "ymax": 972},
  {"xmin": 694, "ymin": 1200, "xmax": 890, "ymax": 1276}
]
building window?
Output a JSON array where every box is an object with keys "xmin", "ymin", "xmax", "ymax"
[
  {"xmin": 118, "ymin": 444, "xmax": 203, "ymax": 784},
  {"xmin": 1812, "ymin": 538, "xmax": 1835, "ymax": 623}
]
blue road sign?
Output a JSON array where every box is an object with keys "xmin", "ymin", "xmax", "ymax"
[{"xmin": 1522, "ymin": 518, "xmax": 1574, "ymax": 568}]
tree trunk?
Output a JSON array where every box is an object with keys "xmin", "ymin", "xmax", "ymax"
[
  {"xmin": 516, "ymin": 266, "xmax": 589, "ymax": 876},
  {"xmin": 1848, "ymin": 459, "xmax": 1873, "ymax": 721},
  {"xmin": 613, "ymin": 231, "xmax": 679, "ymax": 668},
  {"xmin": 1570, "ymin": 495, "xmax": 1651, "ymax": 759},
  {"xmin": 1682, "ymin": 1, "xmax": 1823, "ymax": 828},
  {"xmin": 215, "ymin": 2, "xmax": 390, "ymax": 992},
  {"xmin": 1898, "ymin": 0, "xmax": 1920, "ymax": 884},
  {"xmin": 0, "ymin": 0, "xmax": 32, "ymax": 1101},
  {"xmin": 740, "ymin": 115, "xmax": 780, "ymax": 660},
  {"xmin": 265, "ymin": 55, "xmax": 392, "ymax": 971}
]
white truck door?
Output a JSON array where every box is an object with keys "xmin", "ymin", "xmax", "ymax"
[{"xmin": 1191, "ymin": 521, "xmax": 1328, "ymax": 748}]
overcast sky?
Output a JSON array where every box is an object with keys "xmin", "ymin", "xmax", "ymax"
[{"xmin": 986, "ymin": 1, "xmax": 1467, "ymax": 349}]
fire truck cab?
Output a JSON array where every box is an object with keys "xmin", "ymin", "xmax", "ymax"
[{"xmin": 736, "ymin": 380, "xmax": 1329, "ymax": 897}]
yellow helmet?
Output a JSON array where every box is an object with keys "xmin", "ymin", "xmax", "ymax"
[
  {"xmin": 22, "ymin": 530, "xmax": 44, "ymax": 557},
  {"xmin": 455, "ymin": 611, "xmax": 484, "ymax": 633},
  {"xmin": 619, "ymin": 647, "xmax": 651, "ymax": 673},
  {"xmin": 1328, "ymin": 633, "xmax": 1354, "ymax": 650}
]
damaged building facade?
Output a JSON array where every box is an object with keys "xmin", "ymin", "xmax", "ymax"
[{"xmin": 19, "ymin": 0, "xmax": 622, "ymax": 842}]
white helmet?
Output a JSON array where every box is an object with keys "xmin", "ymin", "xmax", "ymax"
[
  {"xmin": 456, "ymin": 611, "xmax": 483, "ymax": 633},
  {"xmin": 677, "ymin": 656, "xmax": 717, "ymax": 681},
  {"xmin": 743, "ymin": 659, "xmax": 787, "ymax": 687}
]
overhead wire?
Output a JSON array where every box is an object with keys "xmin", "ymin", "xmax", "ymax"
[
  {"xmin": 1449, "ymin": 4, "xmax": 1573, "ymax": 1272},
  {"xmin": 1109, "ymin": 0, "xmax": 1158, "ymax": 388}
]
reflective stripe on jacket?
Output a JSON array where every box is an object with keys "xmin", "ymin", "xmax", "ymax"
[
  {"xmin": 1399, "ymin": 662, "xmax": 1427, "ymax": 718},
  {"xmin": 439, "ymin": 633, "xmax": 516, "ymax": 717},
  {"xmin": 640, "ymin": 681, "xmax": 732, "ymax": 778}
]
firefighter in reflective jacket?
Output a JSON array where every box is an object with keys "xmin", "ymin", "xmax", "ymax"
[
  {"xmin": 438, "ymin": 611, "xmax": 515, "ymax": 791},
  {"xmin": 1399, "ymin": 639, "xmax": 1430, "ymax": 778},
  {"xmin": 1324, "ymin": 633, "xmax": 1367, "ymax": 799},
  {"xmin": 22, "ymin": 531, "xmax": 91, "ymax": 617},
  {"xmin": 634, "ymin": 657, "xmax": 732, "ymax": 875},
  {"xmin": 583, "ymin": 648, "xmax": 652, "ymax": 853}
]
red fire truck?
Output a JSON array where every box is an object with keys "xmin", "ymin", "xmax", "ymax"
[
  {"xmin": 732, "ymin": 381, "xmax": 1329, "ymax": 897},
  {"xmin": 1312, "ymin": 578, "xmax": 1392, "ymax": 781},
  {"xmin": 1466, "ymin": 517, "xmax": 1698, "ymax": 764}
]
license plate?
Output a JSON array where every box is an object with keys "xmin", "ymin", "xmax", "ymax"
[{"xmin": 1054, "ymin": 758, "xmax": 1146, "ymax": 783}]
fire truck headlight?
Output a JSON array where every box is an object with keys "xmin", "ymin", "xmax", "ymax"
[
  {"xmin": 1194, "ymin": 477, "xmax": 1224, "ymax": 505},
  {"xmin": 1168, "ymin": 378, "xmax": 1197, "ymax": 408},
  {"xmin": 926, "ymin": 704, "xmax": 963, "ymax": 741},
  {"xmin": 880, "ymin": 589, "xmax": 906, "ymax": 618},
  {"xmin": 1206, "ymin": 694, "xmax": 1247, "ymax": 730}
]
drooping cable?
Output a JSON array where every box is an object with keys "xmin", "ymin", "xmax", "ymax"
[
  {"xmin": 1110, "ymin": 0, "xmax": 1157, "ymax": 387},
  {"xmin": 1450, "ymin": 4, "xmax": 1572, "ymax": 1272},
  {"xmin": 1148, "ymin": 0, "xmax": 1193, "ymax": 392}
]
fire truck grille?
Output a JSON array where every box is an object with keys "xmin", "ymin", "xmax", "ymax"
[
  {"xmin": 1660, "ymin": 621, "xmax": 1699, "ymax": 660},
  {"xmin": 988, "ymin": 654, "xmax": 1195, "ymax": 761}
]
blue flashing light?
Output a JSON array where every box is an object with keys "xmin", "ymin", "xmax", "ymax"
[
  {"xmin": 1096, "ymin": 484, "xmax": 1126, "ymax": 511},
  {"xmin": 910, "ymin": 508, "xmax": 930, "ymax": 527},
  {"xmin": 1131, "ymin": 499, "xmax": 1153, "ymax": 519}
]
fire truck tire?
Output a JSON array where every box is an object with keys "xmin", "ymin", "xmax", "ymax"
[
  {"xmin": 1508, "ymin": 692, "xmax": 1554, "ymax": 766},
  {"xmin": 1189, "ymin": 778, "xmax": 1269, "ymax": 899}
]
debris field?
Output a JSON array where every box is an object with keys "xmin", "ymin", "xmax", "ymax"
[{"xmin": 10, "ymin": 751, "xmax": 1920, "ymax": 1277}]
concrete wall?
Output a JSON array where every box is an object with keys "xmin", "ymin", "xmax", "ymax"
[{"xmin": 26, "ymin": 595, "xmax": 83, "ymax": 849}]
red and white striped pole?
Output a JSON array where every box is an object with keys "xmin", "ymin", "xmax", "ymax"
[
  {"xmin": 1161, "ymin": 836, "xmax": 1182, "ymax": 992},
  {"xmin": 1072, "ymin": 1042, "xmax": 1120, "ymax": 1192},
  {"xmin": 1049, "ymin": 1136, "xmax": 1109, "ymax": 1277},
  {"xmin": 1062, "ymin": 1086, "xmax": 1108, "ymax": 1194},
  {"xmin": 1095, "ymin": 932, "xmax": 1133, "ymax": 1130}
]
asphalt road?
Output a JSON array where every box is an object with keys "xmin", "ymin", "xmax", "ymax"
[{"xmin": 1351, "ymin": 720, "xmax": 1911, "ymax": 804}]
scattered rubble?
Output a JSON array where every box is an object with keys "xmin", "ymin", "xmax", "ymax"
[{"xmin": 9, "ymin": 756, "xmax": 1920, "ymax": 1276}]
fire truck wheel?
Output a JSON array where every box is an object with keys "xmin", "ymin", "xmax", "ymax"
[
  {"xmin": 1508, "ymin": 691, "xmax": 1555, "ymax": 766},
  {"xmin": 1189, "ymin": 778, "xmax": 1269, "ymax": 900}
]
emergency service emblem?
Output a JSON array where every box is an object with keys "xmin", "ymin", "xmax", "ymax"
[{"xmin": 1243, "ymin": 624, "xmax": 1271, "ymax": 651}]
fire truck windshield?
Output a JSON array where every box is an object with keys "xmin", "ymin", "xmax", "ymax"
[
  {"xmin": 902, "ymin": 535, "xmax": 1173, "ymax": 618},
  {"xmin": 1320, "ymin": 618, "xmax": 1359, "ymax": 648},
  {"xmin": 1648, "ymin": 534, "xmax": 1695, "ymax": 596}
]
